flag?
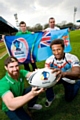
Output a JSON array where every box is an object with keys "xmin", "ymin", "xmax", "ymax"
[
  {"xmin": 4, "ymin": 32, "xmax": 43, "ymax": 63},
  {"xmin": 37, "ymin": 28, "xmax": 71, "ymax": 61},
  {"xmin": 4, "ymin": 28, "xmax": 71, "ymax": 63},
  {"xmin": 38, "ymin": 31, "xmax": 51, "ymax": 48}
]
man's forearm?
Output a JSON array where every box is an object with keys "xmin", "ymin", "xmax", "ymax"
[
  {"xmin": 3, "ymin": 91, "xmax": 35, "ymax": 111},
  {"xmin": 63, "ymin": 71, "xmax": 80, "ymax": 79}
]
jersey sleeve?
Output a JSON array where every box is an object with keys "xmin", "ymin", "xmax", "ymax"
[
  {"xmin": 70, "ymin": 55, "xmax": 80, "ymax": 67},
  {"xmin": 45, "ymin": 59, "xmax": 50, "ymax": 68},
  {"xmin": 0, "ymin": 80, "xmax": 10, "ymax": 98},
  {"xmin": 16, "ymin": 32, "xmax": 21, "ymax": 36},
  {"xmin": 20, "ymin": 69, "xmax": 29, "ymax": 77},
  {"xmin": 45, "ymin": 55, "xmax": 54, "ymax": 68}
]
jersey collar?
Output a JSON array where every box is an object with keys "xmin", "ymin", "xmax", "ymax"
[{"xmin": 5, "ymin": 72, "xmax": 18, "ymax": 84}]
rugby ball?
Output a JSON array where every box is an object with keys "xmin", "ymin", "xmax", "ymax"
[{"xmin": 28, "ymin": 68, "xmax": 58, "ymax": 88}]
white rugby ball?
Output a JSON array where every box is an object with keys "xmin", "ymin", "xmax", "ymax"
[{"xmin": 28, "ymin": 68, "xmax": 58, "ymax": 88}]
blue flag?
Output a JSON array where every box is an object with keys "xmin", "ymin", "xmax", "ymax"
[
  {"xmin": 5, "ymin": 32, "xmax": 43, "ymax": 63},
  {"xmin": 4, "ymin": 28, "xmax": 71, "ymax": 63},
  {"xmin": 37, "ymin": 28, "xmax": 71, "ymax": 61}
]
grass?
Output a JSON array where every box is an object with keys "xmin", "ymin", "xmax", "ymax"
[
  {"xmin": 0, "ymin": 41, "xmax": 7, "ymax": 58},
  {"xmin": 69, "ymin": 30, "xmax": 80, "ymax": 58},
  {"xmin": 0, "ymin": 41, "xmax": 5, "ymax": 46},
  {"xmin": 0, "ymin": 30, "xmax": 80, "ymax": 120}
]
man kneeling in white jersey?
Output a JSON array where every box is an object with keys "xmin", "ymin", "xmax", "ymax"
[{"xmin": 45, "ymin": 39, "xmax": 80, "ymax": 107}]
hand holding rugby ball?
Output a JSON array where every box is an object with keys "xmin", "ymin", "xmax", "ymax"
[{"xmin": 28, "ymin": 68, "xmax": 58, "ymax": 88}]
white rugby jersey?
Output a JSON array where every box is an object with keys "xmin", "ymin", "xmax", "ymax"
[
  {"xmin": 45, "ymin": 26, "xmax": 60, "ymax": 32},
  {"xmin": 45, "ymin": 53, "xmax": 80, "ymax": 84}
]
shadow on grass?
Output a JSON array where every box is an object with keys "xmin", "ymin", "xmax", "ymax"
[
  {"xmin": 0, "ymin": 88, "xmax": 80, "ymax": 120},
  {"xmin": 32, "ymin": 89, "xmax": 80, "ymax": 120}
]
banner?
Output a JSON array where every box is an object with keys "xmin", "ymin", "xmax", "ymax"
[
  {"xmin": 4, "ymin": 28, "xmax": 71, "ymax": 63},
  {"xmin": 37, "ymin": 28, "xmax": 71, "ymax": 61}
]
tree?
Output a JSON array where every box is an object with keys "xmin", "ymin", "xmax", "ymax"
[
  {"xmin": 32, "ymin": 23, "xmax": 43, "ymax": 32},
  {"xmin": 43, "ymin": 23, "xmax": 49, "ymax": 29}
]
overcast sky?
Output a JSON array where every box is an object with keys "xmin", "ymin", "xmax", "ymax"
[{"xmin": 0, "ymin": 0, "xmax": 80, "ymax": 28}]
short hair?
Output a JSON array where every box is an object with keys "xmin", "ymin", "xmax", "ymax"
[
  {"xmin": 49, "ymin": 17, "xmax": 55, "ymax": 22},
  {"xmin": 50, "ymin": 39, "xmax": 64, "ymax": 49},
  {"xmin": 4, "ymin": 56, "xmax": 18, "ymax": 66},
  {"xmin": 19, "ymin": 21, "xmax": 26, "ymax": 26}
]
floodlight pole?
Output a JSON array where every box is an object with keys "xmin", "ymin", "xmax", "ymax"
[
  {"xmin": 73, "ymin": 7, "xmax": 77, "ymax": 24},
  {"xmin": 14, "ymin": 13, "xmax": 19, "ymax": 29}
]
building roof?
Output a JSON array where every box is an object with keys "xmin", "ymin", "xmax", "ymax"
[
  {"xmin": 76, "ymin": 20, "xmax": 80, "ymax": 22},
  {"xmin": 0, "ymin": 16, "xmax": 18, "ymax": 34}
]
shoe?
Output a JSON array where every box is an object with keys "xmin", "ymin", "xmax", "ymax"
[
  {"xmin": 45, "ymin": 96, "xmax": 56, "ymax": 107},
  {"xmin": 45, "ymin": 100, "xmax": 53, "ymax": 107},
  {"xmin": 28, "ymin": 104, "xmax": 42, "ymax": 110}
]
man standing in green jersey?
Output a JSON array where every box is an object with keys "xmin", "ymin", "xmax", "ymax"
[{"xmin": 16, "ymin": 21, "xmax": 37, "ymax": 71}]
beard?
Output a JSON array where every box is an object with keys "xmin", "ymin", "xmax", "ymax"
[{"xmin": 8, "ymin": 70, "xmax": 19, "ymax": 79}]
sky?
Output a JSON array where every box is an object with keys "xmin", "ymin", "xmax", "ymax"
[{"xmin": 0, "ymin": 0, "xmax": 80, "ymax": 28}]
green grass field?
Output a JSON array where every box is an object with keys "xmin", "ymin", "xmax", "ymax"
[
  {"xmin": 0, "ymin": 41, "xmax": 7, "ymax": 58},
  {"xmin": 0, "ymin": 30, "xmax": 80, "ymax": 120}
]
